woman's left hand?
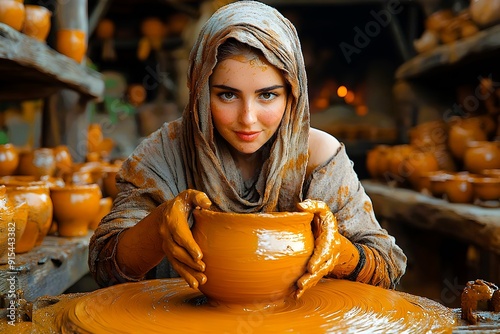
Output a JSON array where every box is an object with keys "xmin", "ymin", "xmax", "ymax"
[{"xmin": 295, "ymin": 199, "xmax": 341, "ymax": 299}]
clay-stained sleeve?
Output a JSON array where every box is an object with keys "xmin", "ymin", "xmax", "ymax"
[{"xmin": 304, "ymin": 144, "xmax": 407, "ymax": 288}]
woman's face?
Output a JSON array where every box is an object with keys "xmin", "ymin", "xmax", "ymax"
[{"xmin": 210, "ymin": 54, "xmax": 287, "ymax": 156}]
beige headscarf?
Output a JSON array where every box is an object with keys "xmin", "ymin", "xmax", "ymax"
[{"xmin": 181, "ymin": 0, "xmax": 310, "ymax": 213}]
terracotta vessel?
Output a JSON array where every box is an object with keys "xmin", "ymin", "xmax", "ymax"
[
  {"xmin": 463, "ymin": 141, "xmax": 500, "ymax": 174},
  {"xmin": 428, "ymin": 171, "xmax": 452, "ymax": 199},
  {"xmin": 0, "ymin": 185, "xmax": 15, "ymax": 257},
  {"xmin": 53, "ymin": 145, "xmax": 73, "ymax": 175},
  {"xmin": 366, "ymin": 145, "xmax": 390, "ymax": 181},
  {"xmin": 56, "ymin": 29, "xmax": 87, "ymax": 63},
  {"xmin": 51, "ymin": 184, "xmax": 102, "ymax": 237},
  {"xmin": 102, "ymin": 164, "xmax": 120, "ymax": 199},
  {"xmin": 401, "ymin": 149, "xmax": 440, "ymax": 191},
  {"xmin": 409, "ymin": 120, "xmax": 448, "ymax": 149},
  {"xmin": 471, "ymin": 176, "xmax": 500, "ymax": 203},
  {"xmin": 447, "ymin": 117, "xmax": 488, "ymax": 160},
  {"xmin": 22, "ymin": 4, "xmax": 51, "ymax": 41},
  {"xmin": 4, "ymin": 182, "xmax": 53, "ymax": 251},
  {"xmin": 0, "ymin": 0, "xmax": 25, "ymax": 31},
  {"xmin": 443, "ymin": 172, "xmax": 475, "ymax": 204},
  {"xmin": 0, "ymin": 144, "xmax": 19, "ymax": 176},
  {"xmin": 88, "ymin": 196, "xmax": 112, "ymax": 230},
  {"xmin": 17, "ymin": 147, "xmax": 56, "ymax": 178},
  {"xmin": 386, "ymin": 145, "xmax": 413, "ymax": 186},
  {"xmin": 192, "ymin": 209, "xmax": 314, "ymax": 307}
]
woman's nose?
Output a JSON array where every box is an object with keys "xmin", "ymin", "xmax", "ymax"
[{"xmin": 239, "ymin": 101, "xmax": 257, "ymax": 124}]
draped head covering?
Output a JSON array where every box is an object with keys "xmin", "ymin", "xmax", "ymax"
[{"xmin": 181, "ymin": 0, "xmax": 310, "ymax": 213}]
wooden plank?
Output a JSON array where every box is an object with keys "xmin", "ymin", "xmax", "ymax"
[
  {"xmin": 396, "ymin": 24, "xmax": 500, "ymax": 80},
  {"xmin": 0, "ymin": 23, "xmax": 104, "ymax": 101},
  {"xmin": 362, "ymin": 180, "xmax": 500, "ymax": 255},
  {"xmin": 0, "ymin": 232, "xmax": 92, "ymax": 301}
]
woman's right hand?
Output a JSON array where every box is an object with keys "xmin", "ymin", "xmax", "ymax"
[{"xmin": 158, "ymin": 189, "xmax": 212, "ymax": 289}]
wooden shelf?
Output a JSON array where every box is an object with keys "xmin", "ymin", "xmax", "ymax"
[
  {"xmin": 0, "ymin": 232, "xmax": 92, "ymax": 302},
  {"xmin": 0, "ymin": 23, "xmax": 104, "ymax": 102},
  {"xmin": 396, "ymin": 24, "xmax": 500, "ymax": 80},
  {"xmin": 362, "ymin": 180, "xmax": 500, "ymax": 255}
]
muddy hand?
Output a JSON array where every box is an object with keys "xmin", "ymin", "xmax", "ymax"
[
  {"xmin": 159, "ymin": 189, "xmax": 212, "ymax": 289},
  {"xmin": 295, "ymin": 199, "xmax": 341, "ymax": 299}
]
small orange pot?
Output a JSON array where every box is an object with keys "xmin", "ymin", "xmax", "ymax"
[
  {"xmin": 0, "ymin": 144, "xmax": 19, "ymax": 177},
  {"xmin": 22, "ymin": 4, "xmax": 51, "ymax": 41},
  {"xmin": 0, "ymin": 0, "xmax": 25, "ymax": 31},
  {"xmin": 56, "ymin": 29, "xmax": 87, "ymax": 63}
]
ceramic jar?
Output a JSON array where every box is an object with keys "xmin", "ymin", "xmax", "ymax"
[
  {"xmin": 4, "ymin": 182, "xmax": 53, "ymax": 251},
  {"xmin": 387, "ymin": 145, "xmax": 413, "ymax": 186},
  {"xmin": 366, "ymin": 145, "xmax": 390, "ymax": 181},
  {"xmin": 17, "ymin": 147, "xmax": 56, "ymax": 178},
  {"xmin": 448, "ymin": 117, "xmax": 488, "ymax": 160},
  {"xmin": 401, "ymin": 149, "xmax": 440, "ymax": 191},
  {"xmin": 0, "ymin": 144, "xmax": 19, "ymax": 176},
  {"xmin": 102, "ymin": 164, "xmax": 120, "ymax": 199},
  {"xmin": 444, "ymin": 172, "xmax": 474, "ymax": 204},
  {"xmin": 470, "ymin": 0, "xmax": 500, "ymax": 28},
  {"xmin": 463, "ymin": 141, "xmax": 500, "ymax": 174},
  {"xmin": 428, "ymin": 171, "xmax": 452, "ymax": 199},
  {"xmin": 192, "ymin": 209, "xmax": 314, "ymax": 307},
  {"xmin": 0, "ymin": 185, "xmax": 15, "ymax": 257},
  {"xmin": 53, "ymin": 145, "xmax": 73, "ymax": 175},
  {"xmin": 50, "ymin": 184, "xmax": 102, "ymax": 237},
  {"xmin": 471, "ymin": 176, "xmax": 500, "ymax": 205},
  {"xmin": 55, "ymin": 0, "xmax": 87, "ymax": 63},
  {"xmin": 0, "ymin": 0, "xmax": 25, "ymax": 31},
  {"xmin": 88, "ymin": 196, "xmax": 112, "ymax": 230},
  {"xmin": 22, "ymin": 4, "xmax": 51, "ymax": 42}
]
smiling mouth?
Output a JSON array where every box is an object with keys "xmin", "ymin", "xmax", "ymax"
[{"xmin": 235, "ymin": 131, "xmax": 260, "ymax": 141}]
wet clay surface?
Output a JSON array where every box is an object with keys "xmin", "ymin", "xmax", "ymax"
[{"xmin": 3, "ymin": 278, "xmax": 457, "ymax": 333}]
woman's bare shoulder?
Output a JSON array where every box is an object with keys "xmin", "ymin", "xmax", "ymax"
[{"xmin": 307, "ymin": 128, "xmax": 341, "ymax": 173}]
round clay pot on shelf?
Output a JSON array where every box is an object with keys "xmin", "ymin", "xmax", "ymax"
[
  {"xmin": 0, "ymin": 0, "xmax": 25, "ymax": 31},
  {"xmin": 0, "ymin": 185, "xmax": 15, "ymax": 257},
  {"xmin": 471, "ymin": 175, "xmax": 500, "ymax": 207},
  {"xmin": 50, "ymin": 183, "xmax": 102, "ymax": 237},
  {"xmin": 401, "ymin": 148, "xmax": 440, "ymax": 191},
  {"xmin": 4, "ymin": 182, "xmax": 53, "ymax": 252},
  {"xmin": 17, "ymin": 147, "xmax": 56, "ymax": 178},
  {"xmin": 22, "ymin": 4, "xmax": 52, "ymax": 42},
  {"xmin": 463, "ymin": 141, "xmax": 500, "ymax": 174},
  {"xmin": 386, "ymin": 144, "xmax": 413, "ymax": 187},
  {"xmin": 443, "ymin": 172, "xmax": 475, "ymax": 204},
  {"xmin": 0, "ymin": 143, "xmax": 19, "ymax": 176},
  {"xmin": 447, "ymin": 116, "xmax": 488, "ymax": 161},
  {"xmin": 192, "ymin": 209, "xmax": 314, "ymax": 307},
  {"xmin": 427, "ymin": 170, "xmax": 452, "ymax": 199}
]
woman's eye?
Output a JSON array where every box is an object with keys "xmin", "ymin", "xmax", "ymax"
[
  {"xmin": 260, "ymin": 92, "xmax": 276, "ymax": 100},
  {"xmin": 219, "ymin": 92, "xmax": 236, "ymax": 101}
]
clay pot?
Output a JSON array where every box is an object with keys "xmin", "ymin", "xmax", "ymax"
[
  {"xmin": 425, "ymin": 9, "xmax": 454, "ymax": 32},
  {"xmin": 0, "ymin": 144, "xmax": 19, "ymax": 176},
  {"xmin": 470, "ymin": 0, "xmax": 500, "ymax": 28},
  {"xmin": 366, "ymin": 145, "xmax": 390, "ymax": 181},
  {"xmin": 448, "ymin": 117, "xmax": 488, "ymax": 160},
  {"xmin": 387, "ymin": 145, "xmax": 413, "ymax": 186},
  {"xmin": 471, "ymin": 176, "xmax": 500, "ymax": 203},
  {"xmin": 88, "ymin": 197, "xmax": 112, "ymax": 230},
  {"xmin": 5, "ymin": 182, "xmax": 53, "ymax": 251},
  {"xmin": 0, "ymin": 0, "xmax": 25, "ymax": 31},
  {"xmin": 444, "ymin": 172, "xmax": 475, "ymax": 204},
  {"xmin": 22, "ymin": 5, "xmax": 52, "ymax": 42},
  {"xmin": 56, "ymin": 29, "xmax": 87, "ymax": 63},
  {"xmin": 17, "ymin": 147, "xmax": 56, "ymax": 178},
  {"xmin": 0, "ymin": 185, "xmax": 15, "ymax": 257},
  {"xmin": 401, "ymin": 149, "xmax": 440, "ymax": 191},
  {"xmin": 102, "ymin": 164, "xmax": 120, "ymax": 199},
  {"xmin": 409, "ymin": 120, "xmax": 448, "ymax": 149},
  {"xmin": 51, "ymin": 184, "xmax": 102, "ymax": 237},
  {"xmin": 428, "ymin": 171, "xmax": 452, "ymax": 199},
  {"xmin": 53, "ymin": 145, "xmax": 73, "ymax": 175},
  {"xmin": 192, "ymin": 209, "xmax": 314, "ymax": 306},
  {"xmin": 463, "ymin": 141, "xmax": 500, "ymax": 174}
]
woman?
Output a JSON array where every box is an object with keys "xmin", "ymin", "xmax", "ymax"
[{"xmin": 89, "ymin": 0, "xmax": 406, "ymax": 298}]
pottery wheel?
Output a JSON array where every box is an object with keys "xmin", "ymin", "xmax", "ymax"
[{"xmin": 58, "ymin": 278, "xmax": 456, "ymax": 333}]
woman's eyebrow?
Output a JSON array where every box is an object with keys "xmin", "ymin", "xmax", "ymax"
[{"xmin": 211, "ymin": 84, "xmax": 284, "ymax": 93}]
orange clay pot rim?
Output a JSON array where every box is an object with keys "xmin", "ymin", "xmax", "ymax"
[
  {"xmin": 194, "ymin": 208, "xmax": 314, "ymax": 219},
  {"xmin": 471, "ymin": 176, "xmax": 500, "ymax": 183},
  {"xmin": 50, "ymin": 184, "xmax": 101, "ymax": 191},
  {"xmin": 3, "ymin": 182, "xmax": 49, "ymax": 190}
]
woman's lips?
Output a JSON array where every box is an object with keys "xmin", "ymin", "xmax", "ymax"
[{"xmin": 235, "ymin": 131, "xmax": 260, "ymax": 142}]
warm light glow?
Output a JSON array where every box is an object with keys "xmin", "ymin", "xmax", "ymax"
[
  {"xmin": 356, "ymin": 105, "xmax": 368, "ymax": 116},
  {"xmin": 337, "ymin": 85, "xmax": 347, "ymax": 98},
  {"xmin": 344, "ymin": 91, "xmax": 355, "ymax": 104}
]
